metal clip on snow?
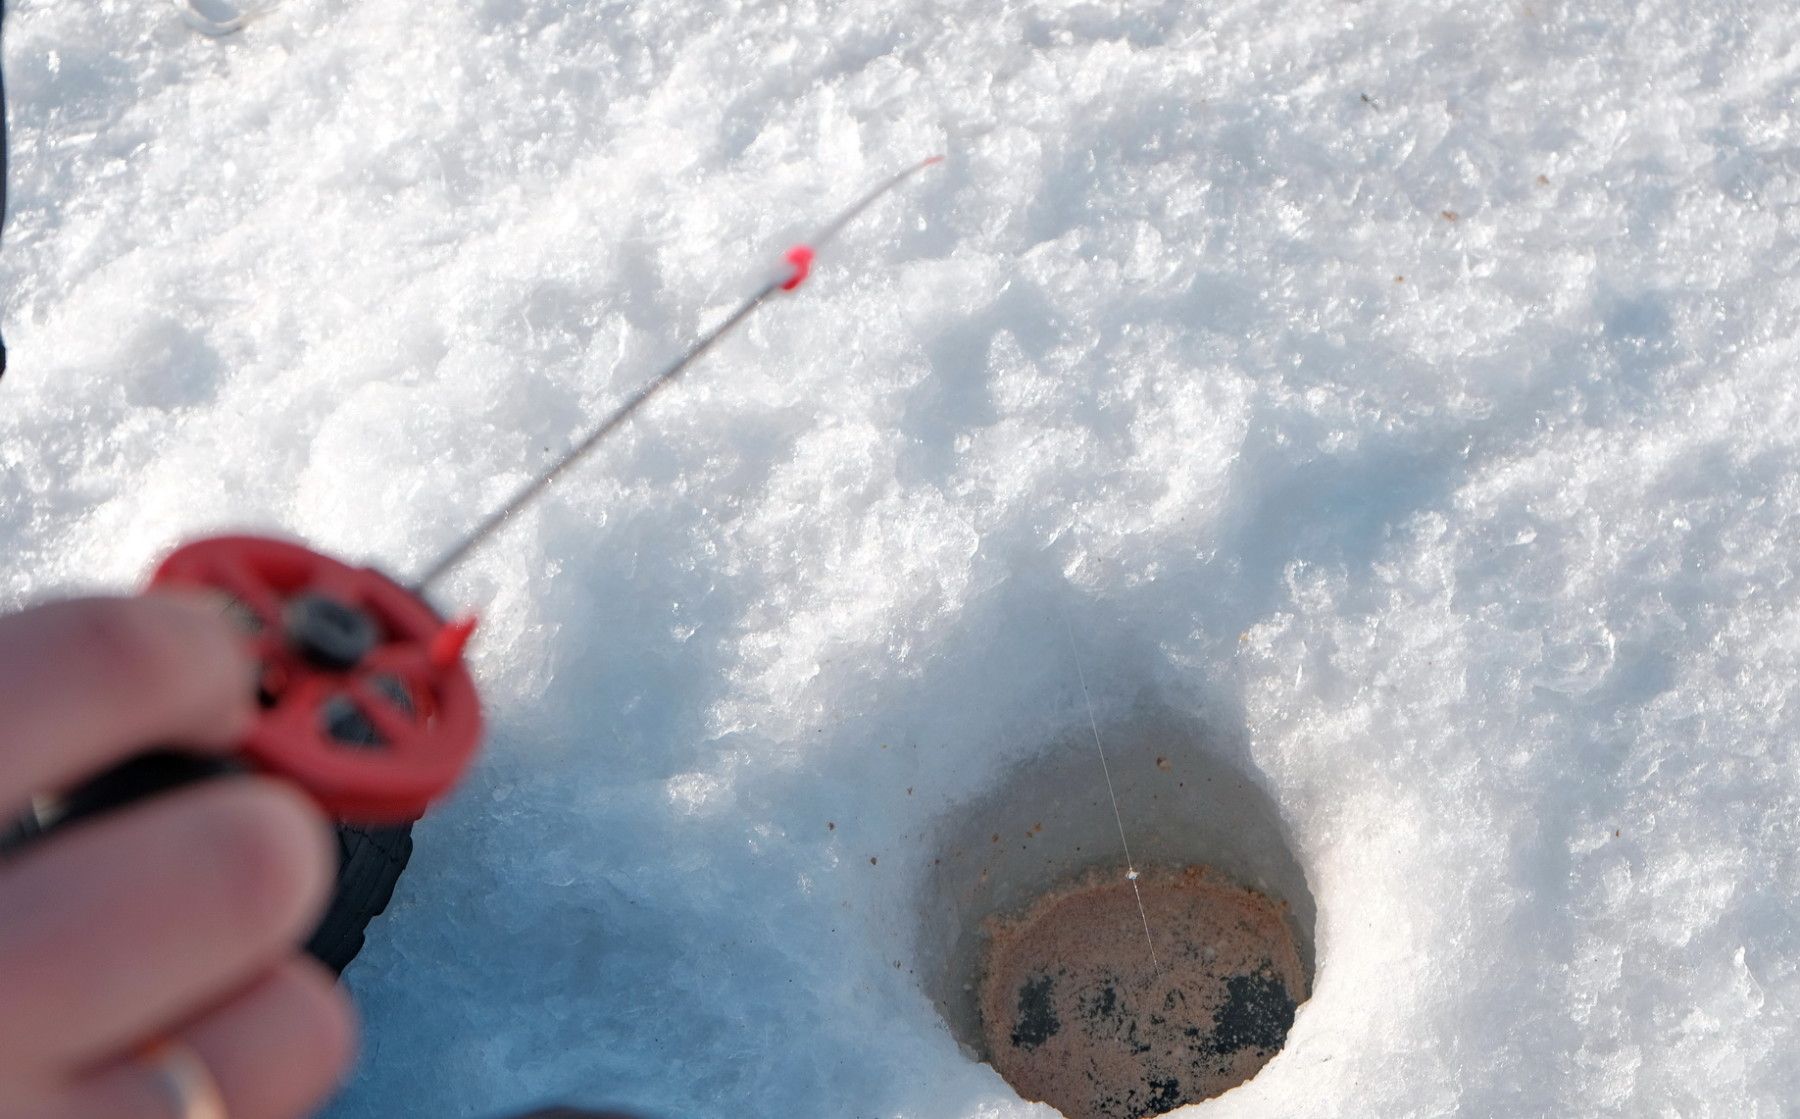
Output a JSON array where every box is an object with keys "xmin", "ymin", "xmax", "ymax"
[{"xmin": 126, "ymin": 157, "xmax": 943, "ymax": 825}]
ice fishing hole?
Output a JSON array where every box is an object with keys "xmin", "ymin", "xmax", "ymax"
[{"xmin": 917, "ymin": 707, "xmax": 1314, "ymax": 1118}]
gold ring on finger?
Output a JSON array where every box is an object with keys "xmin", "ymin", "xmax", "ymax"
[{"xmin": 142, "ymin": 1039, "xmax": 228, "ymax": 1119}]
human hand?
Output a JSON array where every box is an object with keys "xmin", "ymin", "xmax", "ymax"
[{"xmin": 0, "ymin": 596, "xmax": 355, "ymax": 1118}]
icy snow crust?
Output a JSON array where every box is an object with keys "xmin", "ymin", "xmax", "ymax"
[{"xmin": 3, "ymin": 0, "xmax": 1799, "ymax": 1115}]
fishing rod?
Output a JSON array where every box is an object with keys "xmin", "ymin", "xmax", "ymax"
[
  {"xmin": 127, "ymin": 155, "xmax": 944, "ymax": 824},
  {"xmin": 0, "ymin": 0, "xmax": 941, "ymax": 965}
]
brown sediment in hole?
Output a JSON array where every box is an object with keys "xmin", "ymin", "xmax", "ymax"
[{"xmin": 978, "ymin": 865, "xmax": 1306, "ymax": 1119}]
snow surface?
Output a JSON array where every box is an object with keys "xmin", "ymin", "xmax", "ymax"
[{"xmin": 4, "ymin": 0, "xmax": 1800, "ymax": 1115}]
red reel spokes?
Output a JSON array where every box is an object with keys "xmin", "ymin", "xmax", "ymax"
[{"xmin": 148, "ymin": 536, "xmax": 482, "ymax": 823}]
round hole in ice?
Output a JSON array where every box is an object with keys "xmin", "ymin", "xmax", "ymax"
[{"xmin": 916, "ymin": 706, "xmax": 1314, "ymax": 1116}]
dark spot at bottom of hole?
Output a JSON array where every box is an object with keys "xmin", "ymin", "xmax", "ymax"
[
  {"xmin": 1094, "ymin": 1076, "xmax": 1185, "ymax": 1119},
  {"xmin": 1145, "ymin": 1077, "xmax": 1183, "ymax": 1114},
  {"xmin": 1011, "ymin": 974, "xmax": 1061, "ymax": 1050},
  {"xmin": 1211, "ymin": 966, "xmax": 1297, "ymax": 1055}
]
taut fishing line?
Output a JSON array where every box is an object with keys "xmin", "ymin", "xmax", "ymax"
[{"xmin": 1060, "ymin": 601, "xmax": 1160, "ymax": 970}]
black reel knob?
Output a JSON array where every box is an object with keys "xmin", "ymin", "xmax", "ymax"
[{"xmin": 285, "ymin": 594, "xmax": 379, "ymax": 671}]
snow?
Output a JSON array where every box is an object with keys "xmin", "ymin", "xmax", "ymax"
[{"xmin": 4, "ymin": 0, "xmax": 1800, "ymax": 1116}]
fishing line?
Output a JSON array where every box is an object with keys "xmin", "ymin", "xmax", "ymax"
[{"xmin": 1060, "ymin": 601, "xmax": 1159, "ymax": 971}]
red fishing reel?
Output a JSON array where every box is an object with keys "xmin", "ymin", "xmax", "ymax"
[{"xmin": 147, "ymin": 536, "xmax": 483, "ymax": 824}]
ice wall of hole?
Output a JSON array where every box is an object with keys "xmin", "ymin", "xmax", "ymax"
[{"xmin": 915, "ymin": 701, "xmax": 1316, "ymax": 1064}]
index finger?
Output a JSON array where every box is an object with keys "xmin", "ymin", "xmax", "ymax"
[{"xmin": 0, "ymin": 595, "xmax": 257, "ymax": 815}]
